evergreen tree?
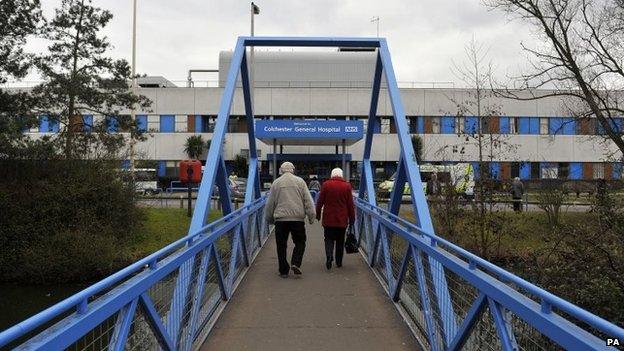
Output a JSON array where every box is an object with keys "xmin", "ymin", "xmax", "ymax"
[
  {"xmin": 32, "ymin": 0, "xmax": 150, "ymax": 159},
  {"xmin": 0, "ymin": 0, "xmax": 42, "ymax": 157}
]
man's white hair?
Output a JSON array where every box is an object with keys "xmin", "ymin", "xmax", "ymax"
[
  {"xmin": 331, "ymin": 168, "xmax": 343, "ymax": 178},
  {"xmin": 279, "ymin": 162, "xmax": 295, "ymax": 174}
]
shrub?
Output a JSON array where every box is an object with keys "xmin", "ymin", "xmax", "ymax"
[{"xmin": 0, "ymin": 160, "xmax": 142, "ymax": 283}]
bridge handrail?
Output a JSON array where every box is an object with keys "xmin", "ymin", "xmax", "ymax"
[
  {"xmin": 354, "ymin": 197, "xmax": 624, "ymax": 342},
  {"xmin": 0, "ymin": 196, "xmax": 266, "ymax": 348}
]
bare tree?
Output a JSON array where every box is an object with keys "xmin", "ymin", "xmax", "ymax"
[
  {"xmin": 438, "ymin": 37, "xmax": 517, "ymax": 259},
  {"xmin": 487, "ymin": 0, "xmax": 624, "ymax": 157}
]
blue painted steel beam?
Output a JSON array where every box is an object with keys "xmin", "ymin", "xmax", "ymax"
[
  {"xmin": 243, "ymin": 36, "xmax": 381, "ymax": 48},
  {"xmin": 391, "ymin": 246, "xmax": 411, "ymax": 302},
  {"xmin": 182, "ymin": 247, "xmax": 212, "ymax": 351},
  {"xmin": 140, "ymin": 293, "xmax": 175, "ymax": 350},
  {"xmin": 189, "ymin": 37, "xmax": 244, "ymax": 232},
  {"xmin": 488, "ymin": 297, "xmax": 516, "ymax": 351},
  {"xmin": 212, "ymin": 243, "xmax": 229, "ymax": 300},
  {"xmin": 109, "ymin": 298, "xmax": 138, "ymax": 351},
  {"xmin": 412, "ymin": 245, "xmax": 441, "ymax": 351},
  {"xmin": 377, "ymin": 39, "xmax": 457, "ymax": 343},
  {"xmin": 240, "ymin": 51, "xmax": 262, "ymax": 201},
  {"xmin": 446, "ymin": 293, "xmax": 487, "ymax": 351},
  {"xmin": 388, "ymin": 155, "xmax": 406, "ymax": 214}
]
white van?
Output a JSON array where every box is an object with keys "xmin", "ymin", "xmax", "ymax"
[
  {"xmin": 377, "ymin": 163, "xmax": 475, "ymax": 199},
  {"xmin": 134, "ymin": 168, "xmax": 160, "ymax": 195}
]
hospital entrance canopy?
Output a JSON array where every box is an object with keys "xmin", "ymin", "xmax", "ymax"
[{"xmin": 255, "ymin": 120, "xmax": 364, "ymax": 146}]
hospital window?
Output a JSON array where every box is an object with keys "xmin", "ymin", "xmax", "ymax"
[
  {"xmin": 576, "ymin": 118, "xmax": 596, "ymax": 135},
  {"xmin": 593, "ymin": 163, "xmax": 605, "ymax": 179},
  {"xmin": 457, "ymin": 117, "xmax": 465, "ymax": 134},
  {"xmin": 530, "ymin": 163, "xmax": 540, "ymax": 179},
  {"xmin": 540, "ymin": 118, "xmax": 549, "ymax": 135},
  {"xmin": 431, "ymin": 117, "xmax": 441, "ymax": 134},
  {"xmin": 510, "ymin": 162, "xmax": 520, "ymax": 178},
  {"xmin": 240, "ymin": 149, "xmax": 262, "ymax": 159},
  {"xmin": 381, "ymin": 118, "xmax": 391, "ymax": 134},
  {"xmin": 510, "ymin": 117, "xmax": 518, "ymax": 134},
  {"xmin": 228, "ymin": 116, "xmax": 248, "ymax": 133},
  {"xmin": 558, "ymin": 162, "xmax": 570, "ymax": 179},
  {"xmin": 541, "ymin": 164, "xmax": 559, "ymax": 179},
  {"xmin": 165, "ymin": 161, "xmax": 179, "ymax": 177}
]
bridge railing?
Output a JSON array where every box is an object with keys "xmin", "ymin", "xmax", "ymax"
[
  {"xmin": 0, "ymin": 197, "xmax": 269, "ymax": 351},
  {"xmin": 354, "ymin": 197, "xmax": 624, "ymax": 351}
]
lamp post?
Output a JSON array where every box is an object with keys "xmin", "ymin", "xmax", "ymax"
[
  {"xmin": 371, "ymin": 16, "xmax": 380, "ymax": 37},
  {"xmin": 130, "ymin": 0, "xmax": 138, "ymax": 178}
]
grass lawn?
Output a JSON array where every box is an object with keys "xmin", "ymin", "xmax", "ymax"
[
  {"xmin": 399, "ymin": 210, "xmax": 596, "ymax": 257},
  {"xmin": 130, "ymin": 208, "xmax": 222, "ymax": 259}
]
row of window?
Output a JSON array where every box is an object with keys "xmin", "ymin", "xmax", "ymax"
[
  {"xmin": 152, "ymin": 159, "xmax": 622, "ymax": 181},
  {"xmin": 32, "ymin": 115, "xmax": 622, "ymax": 136},
  {"xmin": 469, "ymin": 162, "xmax": 622, "ymax": 180}
]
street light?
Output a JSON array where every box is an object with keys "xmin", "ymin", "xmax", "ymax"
[
  {"xmin": 130, "ymin": 0, "xmax": 138, "ymax": 178},
  {"xmin": 371, "ymin": 16, "xmax": 379, "ymax": 37}
]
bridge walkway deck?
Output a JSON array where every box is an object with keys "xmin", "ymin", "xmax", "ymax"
[{"xmin": 201, "ymin": 221, "xmax": 418, "ymax": 351}]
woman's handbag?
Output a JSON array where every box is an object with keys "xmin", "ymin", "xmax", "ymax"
[{"xmin": 345, "ymin": 225, "xmax": 359, "ymax": 254}]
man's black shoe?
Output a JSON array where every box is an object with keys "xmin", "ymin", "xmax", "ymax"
[
  {"xmin": 279, "ymin": 273, "xmax": 289, "ymax": 279},
  {"xmin": 292, "ymin": 265, "xmax": 302, "ymax": 275},
  {"xmin": 326, "ymin": 258, "xmax": 333, "ymax": 270}
]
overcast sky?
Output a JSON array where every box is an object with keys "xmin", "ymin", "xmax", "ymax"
[{"xmin": 28, "ymin": 0, "xmax": 538, "ymax": 86}]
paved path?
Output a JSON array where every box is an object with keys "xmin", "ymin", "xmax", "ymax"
[{"xmin": 201, "ymin": 221, "xmax": 418, "ymax": 351}]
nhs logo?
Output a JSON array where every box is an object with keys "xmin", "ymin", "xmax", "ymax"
[{"xmin": 345, "ymin": 126, "xmax": 358, "ymax": 133}]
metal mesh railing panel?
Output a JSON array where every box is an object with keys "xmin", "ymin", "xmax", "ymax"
[
  {"xmin": 511, "ymin": 313, "xmax": 562, "ymax": 351},
  {"xmin": 125, "ymin": 304, "xmax": 163, "ymax": 351},
  {"xmin": 398, "ymin": 256, "xmax": 430, "ymax": 350},
  {"xmin": 386, "ymin": 227, "xmax": 408, "ymax": 283},
  {"xmin": 145, "ymin": 268, "xmax": 179, "ymax": 326},
  {"xmin": 65, "ymin": 313, "xmax": 119, "ymax": 351},
  {"xmin": 214, "ymin": 228, "xmax": 235, "ymax": 281},
  {"xmin": 373, "ymin": 226, "xmax": 389, "ymax": 286},
  {"xmin": 419, "ymin": 250, "xmax": 448, "ymax": 349},
  {"xmin": 461, "ymin": 305, "xmax": 503, "ymax": 351},
  {"xmin": 175, "ymin": 250, "xmax": 209, "ymax": 349}
]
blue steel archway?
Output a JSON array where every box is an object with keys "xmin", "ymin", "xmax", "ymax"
[{"xmin": 182, "ymin": 36, "xmax": 458, "ymax": 346}]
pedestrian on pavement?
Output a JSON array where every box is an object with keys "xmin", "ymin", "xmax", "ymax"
[
  {"xmin": 511, "ymin": 177, "xmax": 525, "ymax": 212},
  {"xmin": 229, "ymin": 172, "xmax": 238, "ymax": 182},
  {"xmin": 265, "ymin": 162, "xmax": 316, "ymax": 278},
  {"xmin": 308, "ymin": 176, "xmax": 321, "ymax": 192},
  {"xmin": 426, "ymin": 172, "xmax": 441, "ymax": 198},
  {"xmin": 315, "ymin": 168, "xmax": 355, "ymax": 270}
]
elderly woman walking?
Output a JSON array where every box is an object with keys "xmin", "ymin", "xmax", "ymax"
[{"xmin": 315, "ymin": 168, "xmax": 355, "ymax": 270}]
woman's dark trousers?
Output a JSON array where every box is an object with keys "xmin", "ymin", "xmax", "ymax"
[
  {"xmin": 275, "ymin": 221, "xmax": 306, "ymax": 275},
  {"xmin": 324, "ymin": 226, "xmax": 346, "ymax": 266}
]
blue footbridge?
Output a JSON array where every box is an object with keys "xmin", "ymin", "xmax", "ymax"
[{"xmin": 1, "ymin": 37, "xmax": 623, "ymax": 351}]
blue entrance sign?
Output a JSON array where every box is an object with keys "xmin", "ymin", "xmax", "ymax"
[{"xmin": 255, "ymin": 120, "xmax": 364, "ymax": 140}]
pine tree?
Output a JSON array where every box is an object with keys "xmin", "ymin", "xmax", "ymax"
[
  {"xmin": 0, "ymin": 0, "xmax": 42, "ymax": 156},
  {"xmin": 32, "ymin": 0, "xmax": 150, "ymax": 159}
]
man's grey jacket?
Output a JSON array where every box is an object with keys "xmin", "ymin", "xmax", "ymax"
[{"xmin": 265, "ymin": 172, "xmax": 316, "ymax": 224}]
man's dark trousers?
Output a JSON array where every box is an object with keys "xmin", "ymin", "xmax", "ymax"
[
  {"xmin": 324, "ymin": 226, "xmax": 346, "ymax": 266},
  {"xmin": 274, "ymin": 221, "xmax": 306, "ymax": 275}
]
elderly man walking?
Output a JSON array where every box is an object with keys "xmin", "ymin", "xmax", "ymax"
[{"xmin": 265, "ymin": 162, "xmax": 316, "ymax": 278}]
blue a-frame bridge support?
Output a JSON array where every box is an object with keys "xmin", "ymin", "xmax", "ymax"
[{"xmin": 180, "ymin": 36, "xmax": 457, "ymax": 344}]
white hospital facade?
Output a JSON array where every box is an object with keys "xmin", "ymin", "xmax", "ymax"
[{"xmin": 27, "ymin": 50, "xmax": 622, "ymax": 181}]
